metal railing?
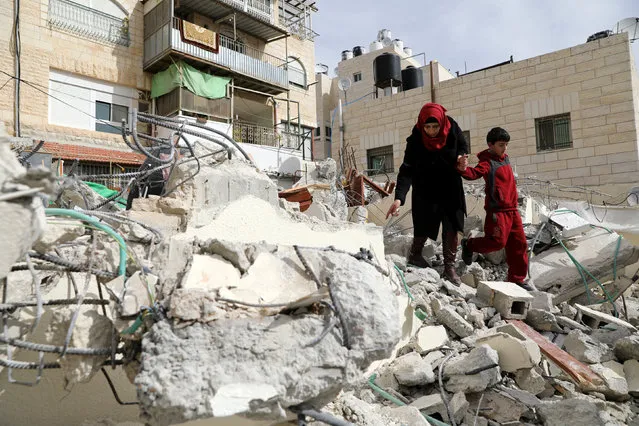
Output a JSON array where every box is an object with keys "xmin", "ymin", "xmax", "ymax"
[
  {"xmin": 217, "ymin": 0, "xmax": 274, "ymax": 24},
  {"xmin": 170, "ymin": 18, "xmax": 288, "ymax": 88},
  {"xmin": 279, "ymin": 16, "xmax": 318, "ymax": 41},
  {"xmin": 48, "ymin": 0, "xmax": 130, "ymax": 46},
  {"xmin": 233, "ymin": 121, "xmax": 278, "ymax": 147}
]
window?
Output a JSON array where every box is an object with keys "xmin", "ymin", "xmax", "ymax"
[
  {"xmin": 353, "ymin": 72, "xmax": 362, "ymax": 82},
  {"xmin": 95, "ymin": 101, "xmax": 129, "ymax": 134},
  {"xmin": 462, "ymin": 130, "xmax": 471, "ymax": 153},
  {"xmin": 325, "ymin": 126, "xmax": 332, "ymax": 138},
  {"xmin": 367, "ymin": 145, "xmax": 394, "ymax": 174},
  {"xmin": 288, "ymin": 57, "xmax": 307, "ymax": 88},
  {"xmin": 535, "ymin": 114, "xmax": 572, "ymax": 151}
]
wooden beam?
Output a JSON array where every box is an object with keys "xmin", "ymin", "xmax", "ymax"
[{"xmin": 508, "ymin": 320, "xmax": 604, "ymax": 391}]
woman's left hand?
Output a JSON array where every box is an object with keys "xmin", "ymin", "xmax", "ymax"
[{"xmin": 456, "ymin": 154, "xmax": 469, "ymax": 171}]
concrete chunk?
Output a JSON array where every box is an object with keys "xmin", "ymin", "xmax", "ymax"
[
  {"xmin": 591, "ymin": 361, "xmax": 629, "ymax": 400},
  {"xmin": 525, "ymin": 308, "xmax": 563, "ymax": 332},
  {"xmin": 614, "ymin": 334, "xmax": 639, "ymax": 361},
  {"xmin": 436, "ymin": 306, "xmax": 474, "ymax": 338},
  {"xmin": 537, "ymin": 398, "xmax": 605, "ymax": 426},
  {"xmin": 387, "ymin": 406, "xmax": 430, "ymax": 426},
  {"xmin": 409, "ymin": 393, "xmax": 446, "ymax": 418},
  {"xmin": 442, "ymin": 279, "xmax": 476, "ymax": 300},
  {"xmin": 415, "ymin": 325, "xmax": 449, "ymax": 353},
  {"xmin": 564, "ymin": 329, "xmax": 614, "ymax": 364},
  {"xmin": 477, "ymin": 281, "xmax": 533, "ymax": 320},
  {"xmin": 476, "ymin": 332, "xmax": 541, "ymax": 372},
  {"xmin": 391, "ymin": 352, "xmax": 435, "ymax": 386},
  {"xmin": 575, "ymin": 304, "xmax": 637, "ymax": 331},
  {"xmin": 529, "ymin": 290, "xmax": 554, "ymax": 311},
  {"xmin": 444, "ymin": 345, "xmax": 501, "ymax": 393},
  {"xmin": 514, "ymin": 368, "xmax": 548, "ymax": 395},
  {"xmin": 623, "ymin": 359, "xmax": 639, "ymax": 396},
  {"xmin": 182, "ymin": 254, "xmax": 241, "ymax": 291}
]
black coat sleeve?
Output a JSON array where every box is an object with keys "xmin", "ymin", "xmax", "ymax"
[{"xmin": 394, "ymin": 129, "xmax": 418, "ymax": 206}]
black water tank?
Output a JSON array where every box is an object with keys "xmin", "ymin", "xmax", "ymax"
[
  {"xmin": 373, "ymin": 53, "xmax": 402, "ymax": 88},
  {"xmin": 353, "ymin": 46, "xmax": 365, "ymax": 57},
  {"xmin": 401, "ymin": 66, "xmax": 424, "ymax": 91}
]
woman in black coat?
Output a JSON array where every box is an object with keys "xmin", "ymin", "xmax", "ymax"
[{"xmin": 386, "ymin": 103, "xmax": 468, "ymax": 284}]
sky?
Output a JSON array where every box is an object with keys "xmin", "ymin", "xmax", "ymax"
[{"xmin": 312, "ymin": 0, "xmax": 639, "ymax": 77}]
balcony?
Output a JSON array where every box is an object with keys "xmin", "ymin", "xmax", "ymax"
[
  {"xmin": 156, "ymin": 87, "xmax": 231, "ymax": 119},
  {"xmin": 175, "ymin": 0, "xmax": 286, "ymax": 41},
  {"xmin": 233, "ymin": 121, "xmax": 278, "ymax": 147},
  {"xmin": 48, "ymin": 0, "xmax": 130, "ymax": 46},
  {"xmin": 144, "ymin": 17, "xmax": 288, "ymax": 93}
]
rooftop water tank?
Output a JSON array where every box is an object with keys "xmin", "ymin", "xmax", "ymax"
[
  {"xmin": 369, "ymin": 40, "xmax": 383, "ymax": 52},
  {"xmin": 377, "ymin": 29, "xmax": 391, "ymax": 41},
  {"xmin": 403, "ymin": 46, "xmax": 413, "ymax": 56},
  {"xmin": 341, "ymin": 50, "xmax": 353, "ymax": 61},
  {"xmin": 373, "ymin": 52, "xmax": 402, "ymax": 89},
  {"xmin": 353, "ymin": 46, "xmax": 366, "ymax": 57},
  {"xmin": 401, "ymin": 66, "xmax": 424, "ymax": 91},
  {"xmin": 393, "ymin": 39, "xmax": 404, "ymax": 51}
]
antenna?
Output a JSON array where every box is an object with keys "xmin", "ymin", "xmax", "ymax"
[
  {"xmin": 338, "ymin": 77, "xmax": 352, "ymax": 103},
  {"xmin": 614, "ymin": 17, "xmax": 639, "ymax": 41}
]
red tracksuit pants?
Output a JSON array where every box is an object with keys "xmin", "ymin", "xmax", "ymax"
[{"xmin": 467, "ymin": 210, "xmax": 528, "ymax": 283}]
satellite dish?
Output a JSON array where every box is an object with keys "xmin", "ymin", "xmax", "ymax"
[
  {"xmin": 338, "ymin": 77, "xmax": 352, "ymax": 91},
  {"xmin": 614, "ymin": 17, "xmax": 639, "ymax": 41},
  {"xmin": 381, "ymin": 37, "xmax": 392, "ymax": 48}
]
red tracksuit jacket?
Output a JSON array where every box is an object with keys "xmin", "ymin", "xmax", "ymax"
[{"xmin": 460, "ymin": 149, "xmax": 518, "ymax": 212}]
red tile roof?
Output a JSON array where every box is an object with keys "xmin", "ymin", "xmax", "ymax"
[{"xmin": 40, "ymin": 141, "xmax": 145, "ymax": 165}]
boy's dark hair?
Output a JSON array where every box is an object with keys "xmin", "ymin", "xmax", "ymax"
[{"xmin": 486, "ymin": 127, "xmax": 510, "ymax": 144}]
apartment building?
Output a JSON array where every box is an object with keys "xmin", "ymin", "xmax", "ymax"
[
  {"xmin": 0, "ymin": 0, "xmax": 318, "ymax": 184},
  {"xmin": 325, "ymin": 32, "xmax": 639, "ymax": 198}
]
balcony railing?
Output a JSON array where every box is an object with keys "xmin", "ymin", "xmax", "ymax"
[
  {"xmin": 233, "ymin": 121, "xmax": 278, "ymax": 147},
  {"xmin": 161, "ymin": 18, "xmax": 288, "ymax": 88},
  {"xmin": 156, "ymin": 87, "xmax": 231, "ymax": 119},
  {"xmin": 217, "ymin": 0, "xmax": 274, "ymax": 24},
  {"xmin": 48, "ymin": 0, "xmax": 130, "ymax": 46}
]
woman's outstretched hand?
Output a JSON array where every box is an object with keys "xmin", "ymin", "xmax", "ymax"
[
  {"xmin": 386, "ymin": 199, "xmax": 401, "ymax": 219},
  {"xmin": 457, "ymin": 154, "xmax": 469, "ymax": 172}
]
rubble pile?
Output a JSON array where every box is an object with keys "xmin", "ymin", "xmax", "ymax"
[{"xmin": 319, "ymin": 195, "xmax": 639, "ymax": 425}]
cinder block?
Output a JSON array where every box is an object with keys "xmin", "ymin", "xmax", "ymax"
[
  {"xmin": 477, "ymin": 281, "xmax": 533, "ymax": 320},
  {"xmin": 575, "ymin": 304, "xmax": 637, "ymax": 331}
]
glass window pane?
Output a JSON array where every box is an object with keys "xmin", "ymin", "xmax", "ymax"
[
  {"xmin": 112, "ymin": 104, "xmax": 129, "ymax": 123},
  {"xmin": 554, "ymin": 117, "xmax": 571, "ymax": 149},
  {"xmin": 95, "ymin": 122, "xmax": 121, "ymax": 134},
  {"xmin": 95, "ymin": 101, "xmax": 111, "ymax": 121}
]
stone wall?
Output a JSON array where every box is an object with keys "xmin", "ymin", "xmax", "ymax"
[{"xmin": 335, "ymin": 33, "xmax": 639, "ymax": 196}]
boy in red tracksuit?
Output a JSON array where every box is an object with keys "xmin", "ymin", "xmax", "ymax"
[{"xmin": 458, "ymin": 127, "xmax": 531, "ymax": 290}]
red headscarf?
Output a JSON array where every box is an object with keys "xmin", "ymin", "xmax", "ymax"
[{"xmin": 417, "ymin": 103, "xmax": 451, "ymax": 151}]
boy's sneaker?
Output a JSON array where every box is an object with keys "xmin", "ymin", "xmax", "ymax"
[
  {"xmin": 514, "ymin": 279, "xmax": 537, "ymax": 292},
  {"xmin": 461, "ymin": 238, "xmax": 473, "ymax": 266}
]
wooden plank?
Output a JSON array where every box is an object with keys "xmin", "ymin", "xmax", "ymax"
[{"xmin": 507, "ymin": 320, "xmax": 604, "ymax": 391}]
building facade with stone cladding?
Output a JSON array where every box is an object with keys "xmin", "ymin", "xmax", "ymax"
[
  {"xmin": 0, "ymin": 0, "xmax": 319, "ymax": 178},
  {"xmin": 333, "ymin": 33, "xmax": 639, "ymax": 198}
]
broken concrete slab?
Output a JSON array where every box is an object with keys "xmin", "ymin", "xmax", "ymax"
[
  {"xmin": 537, "ymin": 397, "xmax": 605, "ymax": 426},
  {"xmin": 525, "ymin": 308, "xmax": 563, "ymax": 332},
  {"xmin": 564, "ymin": 329, "xmax": 614, "ymax": 364},
  {"xmin": 442, "ymin": 279, "xmax": 476, "ymax": 300},
  {"xmin": 444, "ymin": 345, "xmax": 501, "ymax": 393},
  {"xmin": 529, "ymin": 291, "xmax": 554, "ymax": 311},
  {"xmin": 409, "ymin": 393, "xmax": 446, "ymax": 418},
  {"xmin": 168, "ymin": 288, "xmax": 225, "ymax": 322},
  {"xmin": 45, "ymin": 306, "xmax": 114, "ymax": 387},
  {"xmin": 514, "ymin": 367, "xmax": 548, "ymax": 395},
  {"xmin": 423, "ymin": 350, "xmax": 445, "ymax": 369},
  {"xmin": 119, "ymin": 271, "xmax": 157, "ymax": 317},
  {"xmin": 614, "ymin": 335, "xmax": 639, "ymax": 361},
  {"xmin": 386, "ymin": 405, "xmax": 430, "ymax": 426},
  {"xmin": 556, "ymin": 315, "xmax": 592, "ymax": 333},
  {"xmin": 33, "ymin": 219, "xmax": 85, "ymax": 253},
  {"xmin": 623, "ymin": 359, "xmax": 639, "ymax": 396},
  {"xmin": 590, "ymin": 361, "xmax": 630, "ymax": 401},
  {"xmin": 530, "ymin": 228, "xmax": 639, "ymax": 292},
  {"xmin": 477, "ymin": 281, "xmax": 533, "ymax": 320},
  {"xmin": 391, "ymin": 351, "xmax": 435, "ymax": 386},
  {"xmin": 466, "ymin": 389, "xmax": 527, "ymax": 424},
  {"xmin": 575, "ymin": 304, "xmax": 637, "ymax": 331},
  {"xmin": 590, "ymin": 326, "xmax": 633, "ymax": 346},
  {"xmin": 436, "ymin": 306, "xmax": 474, "ymax": 338},
  {"xmin": 415, "ymin": 325, "xmax": 449, "ymax": 353},
  {"xmin": 448, "ymin": 391, "xmax": 469, "ymax": 424},
  {"xmin": 476, "ymin": 331, "xmax": 541, "ymax": 372},
  {"xmin": 546, "ymin": 209, "xmax": 591, "ymax": 238},
  {"xmin": 181, "ymin": 254, "xmax": 241, "ymax": 292}
]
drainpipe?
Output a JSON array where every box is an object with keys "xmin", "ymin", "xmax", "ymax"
[
  {"xmin": 14, "ymin": 0, "xmax": 21, "ymax": 136},
  {"xmin": 429, "ymin": 60, "xmax": 436, "ymax": 103},
  {"xmin": 338, "ymin": 98, "xmax": 344, "ymax": 171}
]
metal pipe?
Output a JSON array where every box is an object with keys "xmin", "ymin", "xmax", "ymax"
[
  {"xmin": 338, "ymin": 98, "xmax": 344, "ymax": 171},
  {"xmin": 429, "ymin": 60, "xmax": 436, "ymax": 102},
  {"xmin": 13, "ymin": 0, "xmax": 20, "ymax": 136}
]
